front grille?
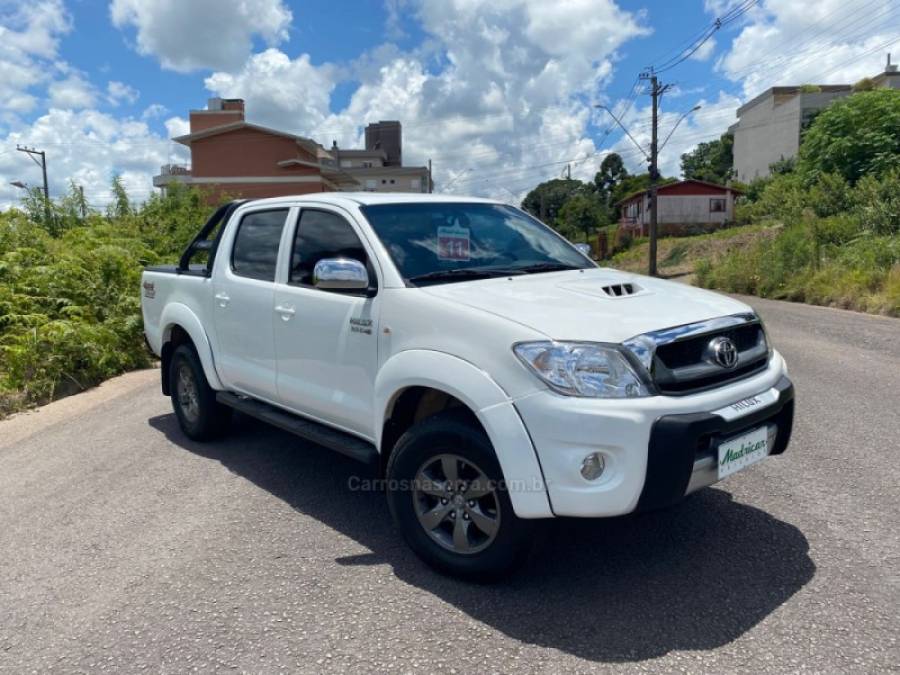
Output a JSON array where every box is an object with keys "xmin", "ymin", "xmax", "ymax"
[{"xmin": 653, "ymin": 321, "xmax": 768, "ymax": 394}]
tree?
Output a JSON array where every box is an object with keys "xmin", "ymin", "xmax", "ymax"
[
  {"xmin": 593, "ymin": 153, "xmax": 629, "ymax": 196},
  {"xmin": 108, "ymin": 175, "xmax": 132, "ymax": 219},
  {"xmin": 799, "ymin": 89, "xmax": 900, "ymax": 184},
  {"xmin": 557, "ymin": 193, "xmax": 607, "ymax": 241},
  {"xmin": 521, "ymin": 179, "xmax": 584, "ymax": 226},
  {"xmin": 591, "ymin": 152, "xmax": 629, "ymax": 222},
  {"xmin": 680, "ymin": 133, "xmax": 734, "ymax": 184}
]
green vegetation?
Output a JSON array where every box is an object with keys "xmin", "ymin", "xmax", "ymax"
[
  {"xmin": 611, "ymin": 223, "xmax": 773, "ymax": 277},
  {"xmin": 0, "ymin": 182, "xmax": 216, "ymax": 415},
  {"xmin": 611, "ymin": 90, "xmax": 900, "ymax": 317},
  {"xmin": 696, "ymin": 169, "xmax": 900, "ymax": 315},
  {"xmin": 520, "ymin": 153, "xmax": 676, "ymax": 248},
  {"xmin": 798, "ymin": 89, "xmax": 900, "ymax": 184},
  {"xmin": 696, "ymin": 89, "xmax": 900, "ymax": 316},
  {"xmin": 680, "ymin": 133, "xmax": 734, "ymax": 185},
  {"xmin": 520, "ymin": 178, "xmax": 586, "ymax": 229}
]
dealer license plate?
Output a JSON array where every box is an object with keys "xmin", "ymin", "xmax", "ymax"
[{"xmin": 717, "ymin": 426, "xmax": 769, "ymax": 479}]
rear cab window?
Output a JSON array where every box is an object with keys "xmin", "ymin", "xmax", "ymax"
[{"xmin": 231, "ymin": 209, "xmax": 290, "ymax": 281}]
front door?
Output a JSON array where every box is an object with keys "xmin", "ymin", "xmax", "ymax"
[
  {"xmin": 273, "ymin": 207, "xmax": 379, "ymax": 437},
  {"xmin": 213, "ymin": 207, "xmax": 292, "ymax": 399}
]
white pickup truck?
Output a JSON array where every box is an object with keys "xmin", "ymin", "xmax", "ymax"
[{"xmin": 142, "ymin": 193, "xmax": 794, "ymax": 579}]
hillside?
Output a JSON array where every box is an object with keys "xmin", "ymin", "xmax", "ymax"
[{"xmin": 608, "ymin": 224, "xmax": 776, "ymax": 280}]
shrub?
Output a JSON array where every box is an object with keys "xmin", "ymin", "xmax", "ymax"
[{"xmin": 0, "ymin": 181, "xmax": 218, "ymax": 415}]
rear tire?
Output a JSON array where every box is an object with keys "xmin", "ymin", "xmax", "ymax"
[
  {"xmin": 386, "ymin": 410, "xmax": 535, "ymax": 581},
  {"xmin": 169, "ymin": 344, "xmax": 232, "ymax": 441}
]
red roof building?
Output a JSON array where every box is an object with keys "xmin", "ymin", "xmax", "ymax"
[{"xmin": 617, "ymin": 179, "xmax": 743, "ymax": 237}]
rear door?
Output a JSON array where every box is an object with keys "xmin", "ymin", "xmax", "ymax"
[
  {"xmin": 213, "ymin": 206, "xmax": 293, "ymax": 399},
  {"xmin": 273, "ymin": 206, "xmax": 379, "ymax": 437}
]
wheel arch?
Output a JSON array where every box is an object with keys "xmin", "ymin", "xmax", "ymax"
[
  {"xmin": 375, "ymin": 350, "xmax": 553, "ymax": 518},
  {"xmin": 159, "ymin": 303, "xmax": 223, "ymax": 395}
]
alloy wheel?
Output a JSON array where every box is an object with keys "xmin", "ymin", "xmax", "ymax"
[{"xmin": 413, "ymin": 453, "xmax": 501, "ymax": 555}]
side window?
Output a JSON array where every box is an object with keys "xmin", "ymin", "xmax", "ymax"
[
  {"xmin": 290, "ymin": 210, "xmax": 369, "ymax": 287},
  {"xmin": 231, "ymin": 209, "xmax": 289, "ymax": 281}
]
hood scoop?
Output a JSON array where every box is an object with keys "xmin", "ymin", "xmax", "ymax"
[{"xmin": 601, "ymin": 282, "xmax": 642, "ymax": 298}]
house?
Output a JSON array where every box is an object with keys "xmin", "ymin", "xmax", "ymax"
[
  {"xmin": 730, "ymin": 56, "xmax": 899, "ymax": 182},
  {"xmin": 617, "ymin": 179, "xmax": 741, "ymax": 237},
  {"xmin": 153, "ymin": 99, "xmax": 431, "ymax": 199},
  {"xmin": 325, "ymin": 120, "xmax": 432, "ymax": 193}
]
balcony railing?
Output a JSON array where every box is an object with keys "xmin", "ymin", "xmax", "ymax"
[{"xmin": 159, "ymin": 163, "xmax": 192, "ymax": 176}]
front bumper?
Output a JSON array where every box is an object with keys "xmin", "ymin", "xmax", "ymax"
[
  {"xmin": 637, "ymin": 375, "xmax": 793, "ymax": 512},
  {"xmin": 513, "ymin": 353, "xmax": 794, "ymax": 518}
]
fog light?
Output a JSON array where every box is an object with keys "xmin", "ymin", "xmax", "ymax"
[{"xmin": 580, "ymin": 452, "xmax": 606, "ymax": 481}]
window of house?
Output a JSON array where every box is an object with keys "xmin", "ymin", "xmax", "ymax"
[
  {"xmin": 381, "ymin": 179, "xmax": 387, "ymax": 184},
  {"xmin": 340, "ymin": 159, "xmax": 353, "ymax": 167},
  {"xmin": 231, "ymin": 209, "xmax": 289, "ymax": 281},
  {"xmin": 365, "ymin": 179, "xmax": 377, "ymax": 190},
  {"xmin": 389, "ymin": 179, "xmax": 395, "ymax": 184},
  {"xmin": 410, "ymin": 178, "xmax": 421, "ymax": 189},
  {"xmin": 290, "ymin": 210, "xmax": 370, "ymax": 289},
  {"xmin": 362, "ymin": 161, "xmax": 374, "ymax": 168},
  {"xmin": 710, "ymin": 198, "xmax": 726, "ymax": 213}
]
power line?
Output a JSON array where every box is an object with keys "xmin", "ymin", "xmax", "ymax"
[{"xmin": 649, "ymin": 0, "xmax": 760, "ymax": 74}]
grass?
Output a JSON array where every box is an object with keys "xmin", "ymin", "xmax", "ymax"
[
  {"xmin": 608, "ymin": 224, "xmax": 775, "ymax": 279},
  {"xmin": 604, "ymin": 222, "xmax": 899, "ymax": 317}
]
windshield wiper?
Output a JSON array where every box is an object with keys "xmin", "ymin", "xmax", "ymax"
[
  {"xmin": 508, "ymin": 262, "xmax": 583, "ymax": 273},
  {"xmin": 407, "ymin": 267, "xmax": 526, "ymax": 284}
]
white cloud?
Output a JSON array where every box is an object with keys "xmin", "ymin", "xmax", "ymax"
[
  {"xmin": 164, "ymin": 116, "xmax": 190, "ymax": 138},
  {"xmin": 109, "ymin": 0, "xmax": 293, "ymax": 72},
  {"xmin": 48, "ymin": 73, "xmax": 96, "ymax": 109},
  {"xmin": 716, "ymin": 0, "xmax": 898, "ymax": 99},
  {"xmin": 141, "ymin": 103, "xmax": 168, "ymax": 120},
  {"xmin": 203, "ymin": 0, "xmax": 649, "ymax": 199},
  {"xmin": 0, "ymin": 1, "xmax": 72, "ymax": 119},
  {"xmin": 204, "ymin": 49, "xmax": 337, "ymax": 134},
  {"xmin": 0, "ymin": 108, "xmax": 178, "ymax": 209},
  {"xmin": 690, "ymin": 37, "xmax": 716, "ymax": 61},
  {"xmin": 107, "ymin": 80, "xmax": 139, "ymax": 106}
]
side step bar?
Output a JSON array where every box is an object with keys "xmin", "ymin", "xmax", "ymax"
[{"xmin": 216, "ymin": 392, "xmax": 379, "ymax": 468}]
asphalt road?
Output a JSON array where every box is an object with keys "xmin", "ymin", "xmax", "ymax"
[{"xmin": 1, "ymin": 296, "xmax": 898, "ymax": 673}]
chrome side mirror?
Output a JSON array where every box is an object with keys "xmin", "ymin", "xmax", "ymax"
[{"xmin": 313, "ymin": 258, "xmax": 371, "ymax": 293}]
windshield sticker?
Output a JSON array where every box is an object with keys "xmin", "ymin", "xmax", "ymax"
[{"xmin": 437, "ymin": 225, "xmax": 471, "ymax": 261}]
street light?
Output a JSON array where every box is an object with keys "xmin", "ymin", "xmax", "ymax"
[
  {"xmin": 659, "ymin": 105, "xmax": 702, "ymax": 152},
  {"xmin": 10, "ymin": 180, "xmax": 28, "ymax": 189}
]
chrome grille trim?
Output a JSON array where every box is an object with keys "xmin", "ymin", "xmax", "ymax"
[{"xmin": 623, "ymin": 313, "xmax": 769, "ymax": 395}]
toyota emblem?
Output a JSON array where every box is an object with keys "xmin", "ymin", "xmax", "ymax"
[{"xmin": 710, "ymin": 336, "xmax": 739, "ymax": 369}]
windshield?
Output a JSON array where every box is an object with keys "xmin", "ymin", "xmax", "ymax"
[{"xmin": 359, "ymin": 202, "xmax": 593, "ymax": 285}]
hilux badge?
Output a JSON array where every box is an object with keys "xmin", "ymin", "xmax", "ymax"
[{"xmin": 710, "ymin": 336, "xmax": 738, "ymax": 369}]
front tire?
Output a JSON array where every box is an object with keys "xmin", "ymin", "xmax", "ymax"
[
  {"xmin": 386, "ymin": 410, "xmax": 535, "ymax": 580},
  {"xmin": 169, "ymin": 344, "xmax": 232, "ymax": 441}
]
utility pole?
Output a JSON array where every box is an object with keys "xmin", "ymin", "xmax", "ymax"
[
  {"xmin": 427, "ymin": 158, "xmax": 433, "ymax": 193},
  {"xmin": 17, "ymin": 145, "xmax": 50, "ymax": 224},
  {"xmin": 640, "ymin": 71, "xmax": 669, "ymax": 277}
]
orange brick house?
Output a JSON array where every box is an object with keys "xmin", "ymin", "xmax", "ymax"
[{"xmin": 153, "ymin": 98, "xmax": 357, "ymax": 200}]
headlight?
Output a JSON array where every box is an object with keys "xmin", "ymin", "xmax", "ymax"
[{"xmin": 513, "ymin": 341, "xmax": 650, "ymax": 398}]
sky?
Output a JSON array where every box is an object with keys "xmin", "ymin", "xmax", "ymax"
[{"xmin": 0, "ymin": 0, "xmax": 897, "ymax": 209}]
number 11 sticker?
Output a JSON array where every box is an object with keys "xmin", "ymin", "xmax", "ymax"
[{"xmin": 437, "ymin": 225, "xmax": 471, "ymax": 261}]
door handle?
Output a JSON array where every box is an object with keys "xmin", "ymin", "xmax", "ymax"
[
  {"xmin": 274, "ymin": 304, "xmax": 296, "ymax": 321},
  {"xmin": 215, "ymin": 292, "xmax": 230, "ymax": 307}
]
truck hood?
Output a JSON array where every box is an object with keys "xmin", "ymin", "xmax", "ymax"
[{"xmin": 421, "ymin": 267, "xmax": 753, "ymax": 343}]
